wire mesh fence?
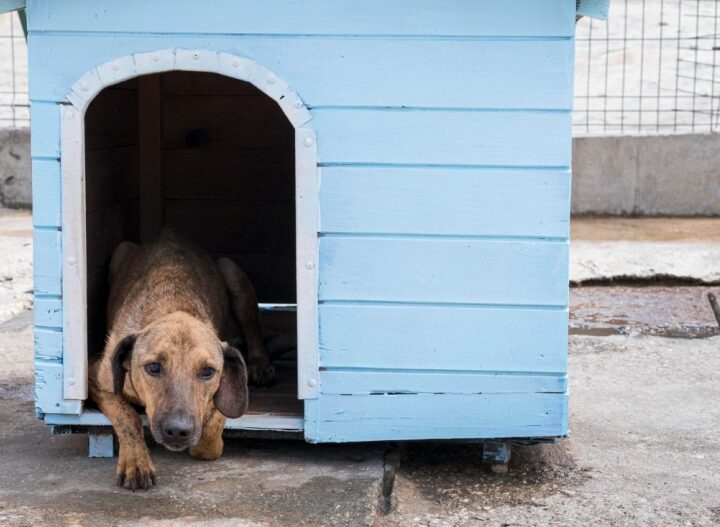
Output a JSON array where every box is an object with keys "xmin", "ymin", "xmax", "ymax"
[
  {"xmin": 0, "ymin": 11, "xmax": 28, "ymax": 128},
  {"xmin": 575, "ymin": 0, "xmax": 720, "ymax": 134},
  {"xmin": 2, "ymin": 5, "xmax": 720, "ymax": 134}
]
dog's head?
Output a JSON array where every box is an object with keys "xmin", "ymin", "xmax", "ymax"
[{"xmin": 110, "ymin": 312, "xmax": 248, "ymax": 451}]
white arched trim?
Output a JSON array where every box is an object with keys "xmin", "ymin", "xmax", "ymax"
[
  {"xmin": 60, "ymin": 50, "xmax": 319, "ymax": 409},
  {"xmin": 66, "ymin": 48, "xmax": 312, "ymax": 127}
]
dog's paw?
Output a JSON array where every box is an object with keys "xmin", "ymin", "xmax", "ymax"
[
  {"xmin": 116, "ymin": 446, "xmax": 156, "ymax": 491},
  {"xmin": 248, "ymin": 361, "xmax": 276, "ymax": 386}
]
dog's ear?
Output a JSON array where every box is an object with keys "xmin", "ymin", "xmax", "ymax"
[
  {"xmin": 110, "ymin": 334, "xmax": 138, "ymax": 395},
  {"xmin": 214, "ymin": 343, "xmax": 249, "ymax": 418}
]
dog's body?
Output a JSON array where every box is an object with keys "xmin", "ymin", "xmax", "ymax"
[{"xmin": 89, "ymin": 230, "xmax": 275, "ymax": 490}]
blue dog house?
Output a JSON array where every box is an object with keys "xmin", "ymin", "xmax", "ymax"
[{"xmin": 4, "ymin": 0, "xmax": 608, "ymax": 458}]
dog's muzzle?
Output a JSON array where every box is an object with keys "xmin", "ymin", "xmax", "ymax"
[{"xmin": 155, "ymin": 412, "xmax": 198, "ymax": 451}]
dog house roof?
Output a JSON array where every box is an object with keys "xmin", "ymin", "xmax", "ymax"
[{"xmin": 1, "ymin": 0, "xmax": 610, "ymax": 20}]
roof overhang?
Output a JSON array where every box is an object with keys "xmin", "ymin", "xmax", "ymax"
[{"xmin": 0, "ymin": 0, "xmax": 25, "ymax": 15}]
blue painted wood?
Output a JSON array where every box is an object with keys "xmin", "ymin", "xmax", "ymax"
[
  {"xmin": 319, "ymin": 237, "xmax": 569, "ymax": 306},
  {"xmin": 34, "ymin": 297, "xmax": 62, "ymax": 328},
  {"xmin": 577, "ymin": 0, "xmax": 611, "ymax": 20},
  {"xmin": 0, "ymin": 0, "xmax": 24, "ymax": 14},
  {"xmin": 28, "ymin": 34, "xmax": 573, "ymax": 110},
  {"xmin": 32, "ymin": 160, "xmax": 62, "ymax": 228},
  {"xmin": 304, "ymin": 393, "xmax": 568, "ymax": 442},
  {"xmin": 320, "ymin": 371, "xmax": 567, "ymax": 395},
  {"xmin": 313, "ymin": 109, "xmax": 571, "ymax": 167},
  {"xmin": 319, "ymin": 305, "xmax": 567, "ymax": 373},
  {"xmin": 320, "ymin": 167, "xmax": 570, "ymax": 238},
  {"xmin": 33, "ymin": 229, "xmax": 62, "ymax": 296},
  {"xmin": 29, "ymin": 102, "xmax": 61, "ymax": 158},
  {"xmin": 88, "ymin": 434, "xmax": 115, "ymax": 458},
  {"xmin": 35, "ymin": 360, "xmax": 83, "ymax": 415},
  {"xmin": 34, "ymin": 327, "xmax": 62, "ymax": 361},
  {"xmin": 27, "ymin": 0, "xmax": 576, "ymax": 36}
]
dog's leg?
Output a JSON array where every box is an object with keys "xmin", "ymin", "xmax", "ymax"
[
  {"xmin": 189, "ymin": 409, "xmax": 226, "ymax": 461},
  {"xmin": 92, "ymin": 389, "xmax": 156, "ymax": 490},
  {"xmin": 216, "ymin": 257, "xmax": 275, "ymax": 385}
]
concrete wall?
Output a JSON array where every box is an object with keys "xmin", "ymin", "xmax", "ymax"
[
  {"xmin": 2, "ymin": 129, "xmax": 720, "ymax": 215},
  {"xmin": 572, "ymin": 133, "xmax": 720, "ymax": 216},
  {"xmin": 0, "ymin": 127, "xmax": 31, "ymax": 208}
]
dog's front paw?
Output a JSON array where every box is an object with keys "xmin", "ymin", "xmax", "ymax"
[
  {"xmin": 116, "ymin": 445, "xmax": 156, "ymax": 491},
  {"xmin": 248, "ymin": 361, "xmax": 276, "ymax": 386}
]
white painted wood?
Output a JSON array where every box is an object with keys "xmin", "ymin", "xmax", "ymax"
[
  {"xmin": 61, "ymin": 104, "xmax": 88, "ymax": 402},
  {"xmin": 295, "ymin": 127, "xmax": 320, "ymax": 399},
  {"xmin": 96, "ymin": 54, "xmax": 138, "ymax": 90},
  {"xmin": 133, "ymin": 48, "xmax": 176, "ymax": 76},
  {"xmin": 67, "ymin": 68, "xmax": 103, "ymax": 113},
  {"xmin": 60, "ymin": 51, "xmax": 317, "ymax": 407},
  {"xmin": 44, "ymin": 409, "xmax": 304, "ymax": 432},
  {"xmin": 66, "ymin": 50, "xmax": 311, "ymax": 127},
  {"xmin": 174, "ymin": 48, "xmax": 219, "ymax": 73}
]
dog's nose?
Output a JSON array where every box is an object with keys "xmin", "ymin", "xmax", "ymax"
[{"xmin": 162, "ymin": 416, "xmax": 193, "ymax": 441}]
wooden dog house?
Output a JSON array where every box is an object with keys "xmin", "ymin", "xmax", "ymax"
[{"xmin": 4, "ymin": 0, "xmax": 609, "ymax": 460}]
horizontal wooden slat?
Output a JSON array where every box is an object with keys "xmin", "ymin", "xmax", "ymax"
[
  {"xmin": 85, "ymin": 146, "xmax": 140, "ymax": 212},
  {"xmin": 320, "ymin": 371, "xmax": 567, "ymax": 395},
  {"xmin": 313, "ymin": 109, "xmax": 571, "ymax": 166},
  {"xmin": 162, "ymin": 94, "xmax": 293, "ymax": 150},
  {"xmin": 28, "ymin": 35, "xmax": 573, "ymax": 110},
  {"xmin": 32, "ymin": 160, "xmax": 62, "ymax": 228},
  {"xmin": 27, "ymin": 0, "xmax": 575, "ymax": 37},
  {"xmin": 34, "ymin": 327, "xmax": 63, "ymax": 361},
  {"xmin": 34, "ymin": 229, "xmax": 62, "ymax": 296},
  {"xmin": 320, "ymin": 167, "xmax": 570, "ymax": 238},
  {"xmin": 319, "ymin": 304, "xmax": 567, "ymax": 373},
  {"xmin": 29, "ymin": 102, "xmax": 60, "ymax": 158},
  {"xmin": 164, "ymin": 199, "xmax": 295, "ymax": 254},
  {"xmin": 319, "ymin": 237, "xmax": 568, "ymax": 306},
  {"xmin": 34, "ymin": 297, "xmax": 63, "ymax": 328},
  {"xmin": 305, "ymin": 392, "xmax": 568, "ymax": 442},
  {"xmin": 163, "ymin": 149, "xmax": 294, "ymax": 200}
]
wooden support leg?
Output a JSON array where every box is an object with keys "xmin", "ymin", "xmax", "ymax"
[
  {"xmin": 88, "ymin": 433, "xmax": 115, "ymax": 458},
  {"xmin": 483, "ymin": 441, "xmax": 511, "ymax": 474}
]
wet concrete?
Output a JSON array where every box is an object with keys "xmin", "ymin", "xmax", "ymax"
[{"xmin": 570, "ymin": 286, "xmax": 720, "ymax": 338}]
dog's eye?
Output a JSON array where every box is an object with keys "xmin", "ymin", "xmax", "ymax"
[
  {"xmin": 145, "ymin": 362, "xmax": 163, "ymax": 376},
  {"xmin": 199, "ymin": 367, "xmax": 216, "ymax": 379}
]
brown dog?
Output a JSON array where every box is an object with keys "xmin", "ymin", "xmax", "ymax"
[{"xmin": 89, "ymin": 229, "xmax": 275, "ymax": 490}]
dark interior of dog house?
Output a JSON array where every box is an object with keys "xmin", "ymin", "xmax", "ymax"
[{"xmin": 84, "ymin": 71, "xmax": 301, "ymax": 418}]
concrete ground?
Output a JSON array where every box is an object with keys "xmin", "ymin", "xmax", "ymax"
[{"xmin": 1, "ymin": 209, "xmax": 719, "ymax": 526}]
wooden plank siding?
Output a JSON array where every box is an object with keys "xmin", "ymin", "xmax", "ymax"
[
  {"xmin": 305, "ymin": 392, "xmax": 568, "ymax": 442},
  {"xmin": 27, "ymin": 0, "xmax": 573, "ymax": 437},
  {"xmin": 26, "ymin": 0, "xmax": 576, "ymax": 37},
  {"xmin": 28, "ymin": 35, "xmax": 574, "ymax": 111}
]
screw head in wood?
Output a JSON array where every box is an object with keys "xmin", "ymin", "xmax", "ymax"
[
  {"xmin": 305, "ymin": 261, "xmax": 315, "ymax": 270},
  {"xmin": 192, "ymin": 51, "xmax": 200, "ymax": 60},
  {"xmin": 111, "ymin": 63, "xmax": 120, "ymax": 71},
  {"xmin": 232, "ymin": 59, "xmax": 240, "ymax": 67},
  {"xmin": 151, "ymin": 54, "xmax": 160, "ymax": 62},
  {"xmin": 67, "ymin": 257, "xmax": 77, "ymax": 266},
  {"xmin": 303, "ymin": 137, "xmax": 314, "ymax": 148},
  {"xmin": 307, "ymin": 379, "xmax": 317, "ymax": 388},
  {"xmin": 267, "ymin": 75, "xmax": 276, "ymax": 85}
]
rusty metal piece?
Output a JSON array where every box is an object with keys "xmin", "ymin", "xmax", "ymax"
[{"xmin": 708, "ymin": 292, "xmax": 720, "ymax": 328}]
